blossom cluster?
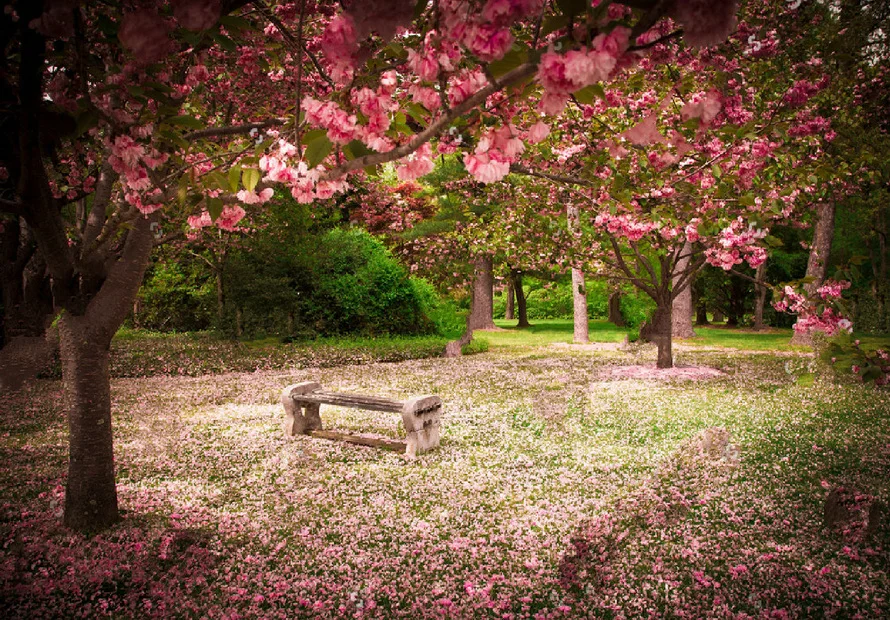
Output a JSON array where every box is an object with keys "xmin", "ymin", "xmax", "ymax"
[{"xmin": 705, "ymin": 217, "xmax": 768, "ymax": 270}]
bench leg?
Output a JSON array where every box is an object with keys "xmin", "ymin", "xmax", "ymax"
[
  {"xmin": 282, "ymin": 382, "xmax": 323, "ymax": 437},
  {"xmin": 402, "ymin": 396, "xmax": 443, "ymax": 458}
]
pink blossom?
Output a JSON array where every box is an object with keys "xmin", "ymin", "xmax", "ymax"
[
  {"xmin": 172, "ymin": 0, "xmax": 220, "ymax": 32},
  {"xmin": 463, "ymin": 152, "xmax": 510, "ymax": 184},
  {"xmin": 668, "ymin": 0, "xmax": 739, "ymax": 48},
  {"xmin": 236, "ymin": 188, "xmax": 274, "ymax": 205},
  {"xmin": 216, "ymin": 205, "xmax": 246, "ymax": 231},
  {"xmin": 622, "ymin": 114, "xmax": 664, "ymax": 146},
  {"xmin": 680, "ymin": 90, "xmax": 723, "ymax": 125},
  {"xmin": 118, "ymin": 9, "xmax": 172, "ymax": 63},
  {"xmin": 396, "ymin": 143, "xmax": 435, "ymax": 181},
  {"xmin": 526, "ymin": 121, "xmax": 550, "ymax": 144}
]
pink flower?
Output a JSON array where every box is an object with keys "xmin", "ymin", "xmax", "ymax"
[
  {"xmin": 668, "ymin": 0, "xmax": 739, "ymax": 48},
  {"xmin": 527, "ymin": 121, "xmax": 550, "ymax": 144},
  {"xmin": 216, "ymin": 205, "xmax": 246, "ymax": 231},
  {"xmin": 680, "ymin": 90, "xmax": 723, "ymax": 125},
  {"xmin": 396, "ymin": 143, "xmax": 435, "ymax": 181},
  {"xmin": 118, "ymin": 9, "xmax": 173, "ymax": 63},
  {"xmin": 622, "ymin": 114, "xmax": 663, "ymax": 146},
  {"xmin": 236, "ymin": 188, "xmax": 273, "ymax": 205},
  {"xmin": 172, "ymin": 0, "xmax": 220, "ymax": 32},
  {"xmin": 464, "ymin": 152, "xmax": 510, "ymax": 183}
]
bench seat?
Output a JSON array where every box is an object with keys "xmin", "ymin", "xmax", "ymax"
[{"xmin": 281, "ymin": 381, "xmax": 443, "ymax": 457}]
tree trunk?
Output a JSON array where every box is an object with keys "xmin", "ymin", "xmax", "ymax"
[
  {"xmin": 59, "ymin": 315, "xmax": 119, "ymax": 531},
  {"xmin": 671, "ymin": 242, "xmax": 696, "ymax": 339},
  {"xmin": 467, "ymin": 254, "xmax": 497, "ymax": 331},
  {"xmin": 712, "ymin": 308, "xmax": 724, "ymax": 323},
  {"xmin": 566, "ymin": 203, "xmax": 588, "ymax": 341},
  {"xmin": 504, "ymin": 280, "xmax": 514, "ymax": 320},
  {"xmin": 653, "ymin": 303, "xmax": 673, "ymax": 369},
  {"xmin": 695, "ymin": 302, "xmax": 710, "ymax": 325},
  {"xmin": 572, "ymin": 268, "xmax": 589, "ymax": 342},
  {"xmin": 512, "ymin": 271, "xmax": 531, "ymax": 328},
  {"xmin": 753, "ymin": 261, "xmax": 768, "ymax": 331},
  {"xmin": 216, "ymin": 269, "xmax": 225, "ymax": 322},
  {"xmin": 608, "ymin": 289, "xmax": 625, "ymax": 327},
  {"xmin": 791, "ymin": 202, "xmax": 836, "ymax": 345}
]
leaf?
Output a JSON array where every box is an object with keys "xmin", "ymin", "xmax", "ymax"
[
  {"xmin": 488, "ymin": 46, "xmax": 527, "ymax": 78},
  {"xmin": 739, "ymin": 193, "xmax": 756, "ymax": 207},
  {"xmin": 209, "ymin": 32, "xmax": 237, "ymax": 52},
  {"xmin": 541, "ymin": 14, "xmax": 569, "ymax": 36},
  {"xmin": 711, "ymin": 163, "xmax": 722, "ymax": 179},
  {"xmin": 343, "ymin": 140, "xmax": 374, "ymax": 160},
  {"xmin": 166, "ymin": 115, "xmax": 205, "ymax": 129},
  {"xmin": 218, "ymin": 15, "xmax": 250, "ymax": 31},
  {"xmin": 207, "ymin": 197, "xmax": 224, "ymax": 221},
  {"xmin": 304, "ymin": 134, "xmax": 333, "ymax": 168},
  {"xmin": 75, "ymin": 109, "xmax": 100, "ymax": 137},
  {"xmin": 242, "ymin": 168, "xmax": 260, "ymax": 192},
  {"xmin": 573, "ymin": 84, "xmax": 605, "ymax": 105},
  {"xmin": 556, "ymin": 0, "xmax": 587, "ymax": 16},
  {"xmin": 764, "ymin": 235, "xmax": 784, "ymax": 248},
  {"xmin": 228, "ymin": 166, "xmax": 241, "ymax": 193}
]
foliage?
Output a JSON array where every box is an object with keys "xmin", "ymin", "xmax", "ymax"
[
  {"xmin": 134, "ymin": 254, "xmax": 215, "ymax": 332},
  {"xmin": 300, "ymin": 229, "xmax": 435, "ymax": 337}
]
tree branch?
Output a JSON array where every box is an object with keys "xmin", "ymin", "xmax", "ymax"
[
  {"xmin": 321, "ymin": 62, "xmax": 538, "ymax": 179},
  {"xmin": 184, "ymin": 118, "xmax": 288, "ymax": 141}
]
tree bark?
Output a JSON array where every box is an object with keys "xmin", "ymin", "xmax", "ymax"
[
  {"xmin": 504, "ymin": 280, "xmax": 514, "ymax": 320},
  {"xmin": 712, "ymin": 308, "xmax": 724, "ymax": 323},
  {"xmin": 572, "ymin": 268, "xmax": 589, "ymax": 342},
  {"xmin": 511, "ymin": 271, "xmax": 531, "ymax": 328},
  {"xmin": 671, "ymin": 241, "xmax": 696, "ymax": 339},
  {"xmin": 791, "ymin": 202, "xmax": 836, "ymax": 345},
  {"xmin": 60, "ymin": 314, "xmax": 119, "ymax": 532},
  {"xmin": 467, "ymin": 254, "xmax": 497, "ymax": 331},
  {"xmin": 608, "ymin": 289, "xmax": 625, "ymax": 327},
  {"xmin": 695, "ymin": 301, "xmax": 710, "ymax": 325},
  {"xmin": 753, "ymin": 261, "xmax": 768, "ymax": 331},
  {"xmin": 653, "ymin": 303, "xmax": 673, "ymax": 369}
]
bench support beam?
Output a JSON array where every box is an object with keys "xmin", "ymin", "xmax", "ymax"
[{"xmin": 281, "ymin": 382, "xmax": 443, "ymax": 457}]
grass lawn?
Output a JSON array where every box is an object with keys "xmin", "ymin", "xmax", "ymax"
[{"xmin": 2, "ymin": 326, "xmax": 889, "ymax": 618}]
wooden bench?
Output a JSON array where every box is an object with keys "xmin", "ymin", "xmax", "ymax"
[{"xmin": 281, "ymin": 381, "xmax": 443, "ymax": 457}]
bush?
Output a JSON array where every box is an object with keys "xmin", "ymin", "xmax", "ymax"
[
  {"xmin": 134, "ymin": 257, "xmax": 214, "ymax": 332},
  {"xmin": 619, "ymin": 289, "xmax": 656, "ymax": 329},
  {"xmin": 301, "ymin": 229, "xmax": 435, "ymax": 336}
]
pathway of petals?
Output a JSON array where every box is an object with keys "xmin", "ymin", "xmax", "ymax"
[{"xmin": 2, "ymin": 346, "xmax": 889, "ymax": 618}]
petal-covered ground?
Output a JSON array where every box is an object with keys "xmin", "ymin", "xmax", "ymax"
[{"xmin": 2, "ymin": 345, "xmax": 888, "ymax": 618}]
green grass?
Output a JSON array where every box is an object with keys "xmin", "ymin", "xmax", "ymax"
[{"xmin": 488, "ymin": 319, "xmax": 629, "ymax": 347}]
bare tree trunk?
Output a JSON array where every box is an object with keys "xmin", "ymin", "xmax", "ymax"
[
  {"xmin": 60, "ymin": 314, "xmax": 118, "ymax": 532},
  {"xmin": 216, "ymin": 269, "xmax": 225, "ymax": 322},
  {"xmin": 467, "ymin": 254, "xmax": 497, "ymax": 331},
  {"xmin": 671, "ymin": 241, "xmax": 696, "ymax": 339},
  {"xmin": 695, "ymin": 300, "xmax": 710, "ymax": 325},
  {"xmin": 791, "ymin": 202, "xmax": 836, "ymax": 345},
  {"xmin": 653, "ymin": 302, "xmax": 673, "ymax": 369},
  {"xmin": 753, "ymin": 261, "xmax": 768, "ymax": 331},
  {"xmin": 608, "ymin": 289, "xmax": 625, "ymax": 327},
  {"xmin": 572, "ymin": 268, "xmax": 589, "ymax": 342},
  {"xmin": 504, "ymin": 280, "xmax": 514, "ymax": 320},
  {"xmin": 712, "ymin": 308, "xmax": 724, "ymax": 323},
  {"xmin": 512, "ymin": 271, "xmax": 531, "ymax": 328}
]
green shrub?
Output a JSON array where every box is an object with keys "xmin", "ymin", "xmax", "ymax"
[
  {"xmin": 134, "ymin": 258, "xmax": 214, "ymax": 332},
  {"xmin": 300, "ymin": 229, "xmax": 435, "ymax": 336},
  {"xmin": 619, "ymin": 289, "xmax": 656, "ymax": 329}
]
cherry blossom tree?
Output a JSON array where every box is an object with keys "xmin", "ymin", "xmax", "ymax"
[{"xmin": 2, "ymin": 0, "xmax": 870, "ymax": 532}]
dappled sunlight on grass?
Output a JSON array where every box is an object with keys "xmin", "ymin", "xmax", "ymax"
[{"xmin": 2, "ymin": 329, "xmax": 889, "ymax": 617}]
